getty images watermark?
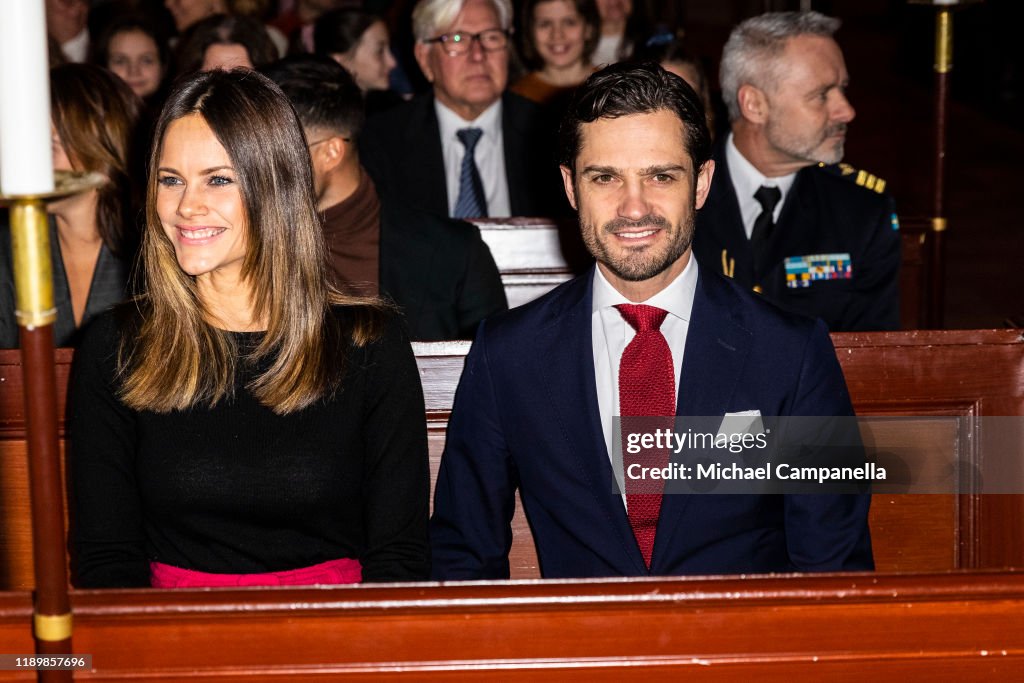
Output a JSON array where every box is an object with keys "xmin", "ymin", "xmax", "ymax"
[{"xmin": 613, "ymin": 415, "xmax": 1024, "ymax": 495}]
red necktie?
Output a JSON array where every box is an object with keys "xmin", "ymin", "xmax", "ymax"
[{"xmin": 616, "ymin": 304, "xmax": 676, "ymax": 569}]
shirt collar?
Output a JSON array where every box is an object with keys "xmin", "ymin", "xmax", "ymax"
[
  {"xmin": 62, "ymin": 28, "xmax": 89, "ymax": 63},
  {"xmin": 591, "ymin": 253, "xmax": 698, "ymax": 323},
  {"xmin": 435, "ymin": 97, "xmax": 502, "ymax": 145},
  {"xmin": 725, "ymin": 132, "xmax": 797, "ymax": 205}
]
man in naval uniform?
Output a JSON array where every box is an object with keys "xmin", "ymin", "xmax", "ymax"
[{"xmin": 692, "ymin": 11, "xmax": 900, "ymax": 332}]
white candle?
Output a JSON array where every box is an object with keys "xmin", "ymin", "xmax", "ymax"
[{"xmin": 0, "ymin": 0, "xmax": 54, "ymax": 196}]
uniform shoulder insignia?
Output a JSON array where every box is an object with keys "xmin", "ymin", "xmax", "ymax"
[{"xmin": 817, "ymin": 162, "xmax": 888, "ymax": 194}]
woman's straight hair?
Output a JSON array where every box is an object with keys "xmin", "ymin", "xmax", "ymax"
[
  {"xmin": 120, "ymin": 68, "xmax": 383, "ymax": 415},
  {"xmin": 50, "ymin": 64, "xmax": 142, "ymax": 258}
]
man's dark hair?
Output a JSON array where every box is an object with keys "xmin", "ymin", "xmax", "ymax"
[
  {"xmin": 261, "ymin": 55, "xmax": 366, "ymax": 140},
  {"xmin": 175, "ymin": 14, "xmax": 277, "ymax": 76},
  {"xmin": 559, "ymin": 61, "xmax": 712, "ymax": 175},
  {"xmin": 313, "ymin": 9, "xmax": 380, "ymax": 57}
]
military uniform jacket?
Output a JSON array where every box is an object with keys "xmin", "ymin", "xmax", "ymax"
[{"xmin": 693, "ymin": 145, "xmax": 901, "ymax": 331}]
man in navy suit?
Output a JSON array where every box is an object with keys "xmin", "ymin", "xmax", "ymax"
[{"xmin": 430, "ymin": 62, "xmax": 873, "ymax": 579}]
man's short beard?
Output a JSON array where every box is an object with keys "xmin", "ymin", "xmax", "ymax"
[
  {"xmin": 767, "ymin": 120, "xmax": 847, "ymax": 166},
  {"xmin": 818, "ymin": 123, "xmax": 847, "ymax": 164},
  {"xmin": 581, "ymin": 213, "xmax": 695, "ymax": 282}
]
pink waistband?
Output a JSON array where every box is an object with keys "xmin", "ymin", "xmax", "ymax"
[{"xmin": 149, "ymin": 558, "xmax": 362, "ymax": 588}]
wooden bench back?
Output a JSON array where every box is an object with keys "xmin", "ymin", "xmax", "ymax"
[
  {"xmin": 472, "ymin": 216, "xmax": 932, "ymax": 329},
  {"xmin": 1, "ymin": 329, "xmax": 1022, "ymax": 589},
  {"xmin": 3, "ymin": 572, "xmax": 1024, "ymax": 680}
]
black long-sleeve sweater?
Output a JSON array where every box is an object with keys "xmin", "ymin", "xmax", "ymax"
[{"xmin": 67, "ymin": 307, "xmax": 430, "ymax": 588}]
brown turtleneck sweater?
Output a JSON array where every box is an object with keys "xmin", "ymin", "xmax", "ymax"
[{"xmin": 321, "ymin": 170, "xmax": 380, "ymax": 296}]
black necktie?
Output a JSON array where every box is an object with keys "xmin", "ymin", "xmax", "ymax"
[{"xmin": 751, "ymin": 185, "xmax": 782, "ymax": 276}]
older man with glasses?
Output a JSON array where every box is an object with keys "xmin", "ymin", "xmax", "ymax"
[{"xmin": 360, "ymin": 0, "xmax": 564, "ymax": 219}]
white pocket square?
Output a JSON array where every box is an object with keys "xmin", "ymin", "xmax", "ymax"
[{"xmin": 719, "ymin": 411, "xmax": 764, "ymax": 438}]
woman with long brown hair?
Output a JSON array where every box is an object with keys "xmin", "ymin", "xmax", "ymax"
[
  {"xmin": 67, "ymin": 69, "xmax": 429, "ymax": 588},
  {"xmin": 91, "ymin": 14, "xmax": 173, "ymax": 104},
  {"xmin": 313, "ymin": 9, "xmax": 403, "ymax": 115},
  {"xmin": 0, "ymin": 64, "xmax": 140, "ymax": 348}
]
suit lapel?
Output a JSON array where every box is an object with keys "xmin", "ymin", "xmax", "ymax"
[
  {"xmin": 378, "ymin": 202, "xmax": 431, "ymax": 329},
  {"xmin": 538, "ymin": 270, "xmax": 649, "ymax": 574},
  {"xmin": 652, "ymin": 269, "xmax": 754, "ymax": 569},
  {"xmin": 703, "ymin": 147, "xmax": 754, "ymax": 283},
  {"xmin": 678, "ymin": 271, "xmax": 753, "ymax": 416},
  {"xmin": 404, "ymin": 97, "xmax": 449, "ymax": 216},
  {"xmin": 501, "ymin": 93, "xmax": 530, "ymax": 216}
]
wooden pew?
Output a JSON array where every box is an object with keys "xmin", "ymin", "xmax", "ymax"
[
  {"xmin": 836, "ymin": 329, "xmax": 1024, "ymax": 570},
  {"xmin": 1, "ymin": 329, "xmax": 1022, "ymax": 590},
  {"xmin": 1, "ymin": 572, "xmax": 1023, "ymax": 679},
  {"xmin": 0, "ymin": 348, "xmax": 72, "ymax": 591},
  {"xmin": 471, "ymin": 217, "xmax": 585, "ymax": 309},
  {"xmin": 471, "ymin": 216, "xmax": 932, "ymax": 329}
]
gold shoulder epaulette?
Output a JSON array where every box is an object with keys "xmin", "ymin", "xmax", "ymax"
[{"xmin": 818, "ymin": 162, "xmax": 887, "ymax": 194}]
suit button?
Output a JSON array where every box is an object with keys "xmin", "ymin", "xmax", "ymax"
[{"xmin": 753, "ymin": 285, "xmax": 763, "ymax": 294}]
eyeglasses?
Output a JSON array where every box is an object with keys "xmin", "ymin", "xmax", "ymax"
[{"xmin": 423, "ymin": 29, "xmax": 509, "ymax": 57}]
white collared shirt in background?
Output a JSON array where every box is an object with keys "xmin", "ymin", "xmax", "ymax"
[
  {"xmin": 435, "ymin": 98, "xmax": 511, "ymax": 218},
  {"xmin": 591, "ymin": 34, "xmax": 623, "ymax": 67},
  {"xmin": 592, "ymin": 256, "xmax": 697, "ymax": 468},
  {"xmin": 61, "ymin": 28, "xmax": 89, "ymax": 63},
  {"xmin": 725, "ymin": 132, "xmax": 797, "ymax": 239}
]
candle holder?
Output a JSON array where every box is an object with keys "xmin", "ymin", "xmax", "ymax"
[
  {"xmin": 0, "ymin": 169, "xmax": 103, "ymax": 680},
  {"xmin": 0, "ymin": 169, "xmax": 106, "ymax": 201},
  {"xmin": 907, "ymin": 0, "xmax": 983, "ymax": 328},
  {"xmin": 0, "ymin": 171, "xmax": 105, "ymax": 327}
]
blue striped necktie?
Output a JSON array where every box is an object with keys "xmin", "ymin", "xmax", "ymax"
[{"xmin": 454, "ymin": 127, "xmax": 487, "ymax": 218}]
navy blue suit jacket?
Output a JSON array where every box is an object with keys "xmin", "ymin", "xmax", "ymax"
[
  {"xmin": 359, "ymin": 92, "xmax": 562, "ymax": 218},
  {"xmin": 430, "ymin": 263, "xmax": 873, "ymax": 579}
]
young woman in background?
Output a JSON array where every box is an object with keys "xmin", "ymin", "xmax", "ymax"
[
  {"xmin": 512, "ymin": 0, "xmax": 599, "ymax": 106},
  {"xmin": 314, "ymin": 9, "xmax": 402, "ymax": 114},
  {"xmin": 92, "ymin": 15, "xmax": 171, "ymax": 103}
]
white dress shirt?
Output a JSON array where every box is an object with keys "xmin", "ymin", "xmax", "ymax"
[
  {"xmin": 61, "ymin": 28, "xmax": 89, "ymax": 63},
  {"xmin": 435, "ymin": 99, "xmax": 511, "ymax": 218},
  {"xmin": 591, "ymin": 256, "xmax": 698, "ymax": 468},
  {"xmin": 591, "ymin": 34, "xmax": 624, "ymax": 67},
  {"xmin": 725, "ymin": 133, "xmax": 796, "ymax": 239}
]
